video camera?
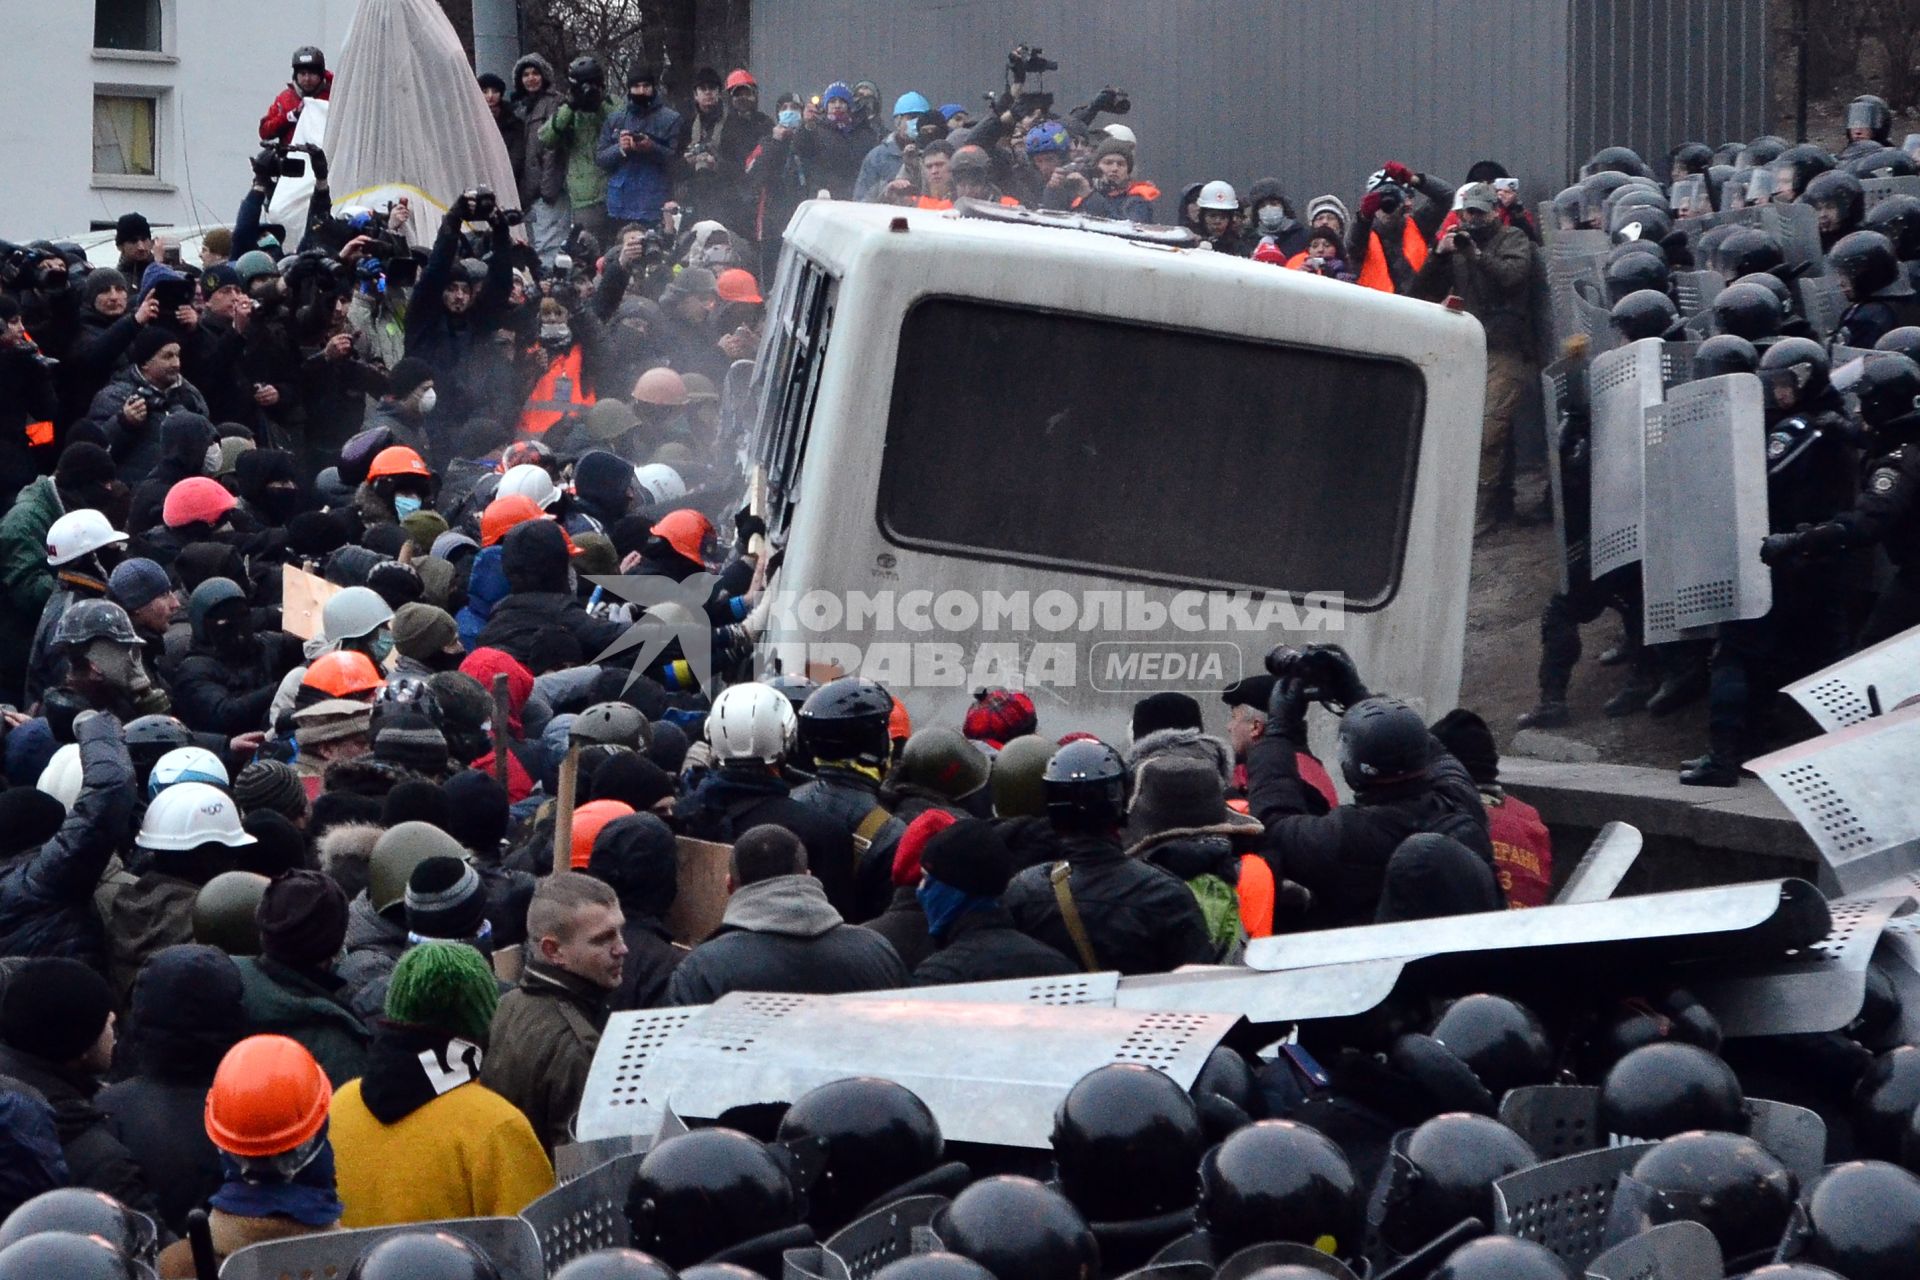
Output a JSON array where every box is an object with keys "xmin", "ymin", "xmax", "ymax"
[
  {"xmin": 567, "ymin": 77, "xmax": 601, "ymax": 112},
  {"xmin": 1265, "ymin": 644, "xmax": 1363, "ymax": 711},
  {"xmin": 456, "ymin": 185, "xmax": 524, "ymax": 227},
  {"xmin": 1088, "ymin": 85, "xmax": 1132, "ymax": 116},
  {"xmin": 149, "ymin": 275, "xmax": 194, "ymax": 313},
  {"xmin": 252, "ymin": 144, "xmax": 307, "ymax": 181},
  {"xmin": 1008, "ymin": 44, "xmax": 1058, "ymax": 76}
]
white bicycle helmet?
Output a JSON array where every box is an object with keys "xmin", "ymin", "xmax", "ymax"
[
  {"xmin": 148, "ymin": 746, "xmax": 230, "ymax": 799},
  {"xmin": 707, "ymin": 682, "xmax": 797, "ymax": 763}
]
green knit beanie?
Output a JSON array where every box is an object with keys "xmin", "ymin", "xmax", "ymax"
[{"xmin": 384, "ymin": 941, "xmax": 499, "ymax": 1045}]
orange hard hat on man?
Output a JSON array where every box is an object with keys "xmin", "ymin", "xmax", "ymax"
[
  {"xmin": 634, "ymin": 367, "xmax": 690, "ymax": 407},
  {"xmin": 205, "ymin": 1034, "xmax": 332, "ymax": 1157},
  {"xmin": 481, "ymin": 494, "xmax": 547, "ymax": 548},
  {"xmin": 889, "ymin": 696, "xmax": 912, "ymax": 742},
  {"xmin": 651, "ymin": 509, "xmax": 713, "ymax": 564},
  {"xmin": 716, "ymin": 268, "xmax": 763, "ymax": 305},
  {"xmin": 368, "ymin": 445, "xmax": 432, "ymax": 481},
  {"xmin": 725, "ymin": 69, "xmax": 757, "ymax": 92},
  {"xmin": 303, "ymin": 650, "xmax": 384, "ymax": 698},
  {"xmin": 570, "ymin": 800, "xmax": 637, "ymax": 868}
]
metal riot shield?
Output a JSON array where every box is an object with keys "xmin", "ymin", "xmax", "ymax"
[
  {"xmin": 1213, "ymin": 1243, "xmax": 1360, "ymax": 1280},
  {"xmin": 823, "ymin": 1196, "xmax": 948, "ymax": 1280},
  {"xmin": 1542, "ymin": 356, "xmax": 1593, "ymax": 595},
  {"xmin": 1587, "ymin": 339, "xmax": 1669, "ymax": 577},
  {"xmin": 1863, "ymin": 175, "xmax": 1920, "ymax": 212},
  {"xmin": 554, "ymin": 1134, "xmax": 648, "ymax": 1182},
  {"xmin": 1784, "ymin": 619, "xmax": 1920, "ymax": 730},
  {"xmin": 1747, "ymin": 703, "xmax": 1920, "ymax": 895},
  {"xmin": 1687, "ymin": 893, "xmax": 1912, "ymax": 1037},
  {"xmin": 1682, "ymin": 203, "xmax": 1825, "ymax": 275},
  {"xmin": 1798, "ymin": 274, "xmax": 1850, "ymax": 341},
  {"xmin": 577, "ymin": 993, "xmax": 1239, "ymax": 1148},
  {"xmin": 1496, "ymin": 1085, "xmax": 1827, "ymax": 1183},
  {"xmin": 1546, "ymin": 228, "xmax": 1616, "ymax": 356},
  {"xmin": 1492, "ymin": 1144, "xmax": 1652, "ymax": 1270},
  {"xmin": 224, "ymin": 1218, "xmax": 544, "ymax": 1280},
  {"xmin": 1583, "ymin": 1221, "xmax": 1723, "ymax": 1280},
  {"xmin": 839, "ymin": 973, "xmax": 1120, "ymax": 1007},
  {"xmin": 521, "ymin": 1152, "xmax": 643, "ymax": 1271},
  {"xmin": 1671, "ymin": 269, "xmax": 1725, "ymax": 320},
  {"xmin": 1639, "ymin": 374, "xmax": 1773, "ymax": 645},
  {"xmin": 1553, "ymin": 822, "xmax": 1644, "ymax": 904}
]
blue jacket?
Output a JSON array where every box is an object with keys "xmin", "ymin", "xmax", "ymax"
[
  {"xmin": 595, "ymin": 100, "xmax": 685, "ymax": 223},
  {"xmin": 852, "ymin": 133, "xmax": 906, "ymax": 202},
  {"xmin": 455, "ymin": 544, "xmax": 511, "ymax": 650}
]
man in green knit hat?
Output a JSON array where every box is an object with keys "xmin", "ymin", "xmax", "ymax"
[{"xmin": 327, "ymin": 941, "xmax": 553, "ymax": 1227}]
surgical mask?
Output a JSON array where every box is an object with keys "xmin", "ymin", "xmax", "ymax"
[
  {"xmin": 417, "ymin": 388, "xmax": 438, "ymax": 415},
  {"xmin": 204, "ymin": 442, "xmax": 224, "ymax": 474},
  {"xmin": 368, "ymin": 632, "xmax": 395, "ymax": 665},
  {"xmin": 394, "ymin": 495, "xmax": 424, "ymax": 520},
  {"xmin": 540, "ymin": 324, "xmax": 572, "ymax": 347},
  {"xmin": 1257, "ymin": 206, "xmax": 1288, "ymax": 233},
  {"xmin": 778, "ymin": 110, "xmax": 801, "ymax": 129}
]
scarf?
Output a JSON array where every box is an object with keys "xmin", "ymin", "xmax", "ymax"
[
  {"xmin": 358, "ymin": 1023, "xmax": 486, "ymax": 1125},
  {"xmin": 917, "ymin": 876, "xmax": 994, "ymax": 940},
  {"xmin": 209, "ymin": 1128, "xmax": 344, "ymax": 1228}
]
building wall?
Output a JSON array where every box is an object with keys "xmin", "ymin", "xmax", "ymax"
[{"xmin": 0, "ymin": 0, "xmax": 359, "ymax": 241}]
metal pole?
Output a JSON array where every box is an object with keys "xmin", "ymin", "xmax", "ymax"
[{"xmin": 1795, "ymin": 0, "xmax": 1810, "ymax": 142}]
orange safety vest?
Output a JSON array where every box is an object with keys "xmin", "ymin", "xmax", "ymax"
[
  {"xmin": 1356, "ymin": 219, "xmax": 1429, "ymax": 293},
  {"xmin": 22, "ymin": 328, "xmax": 52, "ymax": 447},
  {"xmin": 520, "ymin": 347, "xmax": 594, "ymax": 435},
  {"xmin": 1237, "ymin": 853, "xmax": 1275, "ymax": 939}
]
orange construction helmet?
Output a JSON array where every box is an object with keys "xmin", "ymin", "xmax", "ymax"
[
  {"xmin": 302, "ymin": 650, "xmax": 384, "ymax": 698},
  {"xmin": 725, "ymin": 69, "xmax": 757, "ymax": 93},
  {"xmin": 481, "ymin": 494, "xmax": 547, "ymax": 548},
  {"xmin": 633, "ymin": 367, "xmax": 690, "ymax": 407},
  {"xmin": 716, "ymin": 268, "xmax": 763, "ymax": 305},
  {"xmin": 888, "ymin": 695, "xmax": 912, "ymax": 742},
  {"xmin": 367, "ymin": 445, "xmax": 433, "ymax": 482},
  {"xmin": 651, "ymin": 509, "xmax": 713, "ymax": 564},
  {"xmin": 205, "ymin": 1034, "xmax": 332, "ymax": 1157},
  {"xmin": 570, "ymin": 800, "xmax": 636, "ymax": 868}
]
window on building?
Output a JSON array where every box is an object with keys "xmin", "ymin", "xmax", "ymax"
[
  {"xmin": 94, "ymin": 0, "xmax": 163, "ymax": 52},
  {"xmin": 93, "ymin": 93, "xmax": 158, "ymax": 177}
]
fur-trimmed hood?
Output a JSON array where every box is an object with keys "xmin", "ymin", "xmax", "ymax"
[
  {"xmin": 1125, "ymin": 727, "xmax": 1235, "ymax": 787},
  {"xmin": 317, "ymin": 822, "xmax": 384, "ymax": 903}
]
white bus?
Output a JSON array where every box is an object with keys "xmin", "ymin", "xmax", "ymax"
[{"xmin": 739, "ymin": 200, "xmax": 1486, "ymax": 748}]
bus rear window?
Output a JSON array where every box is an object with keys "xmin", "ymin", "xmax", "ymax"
[{"xmin": 877, "ymin": 299, "xmax": 1427, "ymax": 606}]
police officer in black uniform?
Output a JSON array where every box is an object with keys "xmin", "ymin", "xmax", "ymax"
[
  {"xmin": 1832, "ymin": 230, "xmax": 1920, "ymax": 350},
  {"xmin": 790, "ymin": 677, "xmax": 905, "ymax": 921}
]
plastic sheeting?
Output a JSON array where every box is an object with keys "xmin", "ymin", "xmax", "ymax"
[
  {"xmin": 263, "ymin": 100, "xmax": 327, "ymax": 250},
  {"xmin": 322, "ymin": 0, "xmax": 522, "ymax": 246}
]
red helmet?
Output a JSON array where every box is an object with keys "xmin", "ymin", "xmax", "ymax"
[
  {"xmin": 725, "ymin": 69, "xmax": 757, "ymax": 92},
  {"xmin": 302, "ymin": 650, "xmax": 384, "ymax": 698},
  {"xmin": 481, "ymin": 494, "xmax": 547, "ymax": 548},
  {"xmin": 206, "ymin": 1035, "xmax": 331, "ymax": 1157},
  {"xmin": 367, "ymin": 445, "xmax": 432, "ymax": 481},
  {"xmin": 716, "ymin": 268, "xmax": 763, "ymax": 305},
  {"xmin": 163, "ymin": 478, "xmax": 238, "ymax": 529}
]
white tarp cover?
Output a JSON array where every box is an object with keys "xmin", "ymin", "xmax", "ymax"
[
  {"xmin": 263, "ymin": 100, "xmax": 327, "ymax": 249},
  {"xmin": 322, "ymin": 0, "xmax": 522, "ymax": 246}
]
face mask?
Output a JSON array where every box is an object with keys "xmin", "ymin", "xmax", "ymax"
[
  {"xmin": 417, "ymin": 388, "xmax": 438, "ymax": 415},
  {"xmin": 1257, "ymin": 208, "xmax": 1288, "ymax": 233},
  {"xmin": 368, "ymin": 632, "xmax": 395, "ymax": 665},
  {"xmin": 203, "ymin": 442, "xmax": 224, "ymax": 474},
  {"xmin": 85, "ymin": 640, "xmax": 151, "ymax": 698},
  {"xmin": 631, "ymin": 90, "xmax": 654, "ymax": 110},
  {"xmin": 540, "ymin": 324, "xmax": 572, "ymax": 347},
  {"xmin": 778, "ymin": 110, "xmax": 801, "ymax": 129},
  {"xmin": 394, "ymin": 495, "xmax": 424, "ymax": 520},
  {"xmin": 207, "ymin": 616, "xmax": 250, "ymax": 653}
]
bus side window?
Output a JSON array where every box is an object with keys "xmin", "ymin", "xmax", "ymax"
[{"xmin": 755, "ymin": 257, "xmax": 837, "ymax": 535}]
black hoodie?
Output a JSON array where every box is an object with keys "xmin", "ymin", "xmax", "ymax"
[
  {"xmin": 473, "ymin": 519, "xmax": 625, "ymax": 665},
  {"xmin": 586, "ymin": 813, "xmax": 686, "ymax": 1010},
  {"xmin": 127, "ymin": 411, "xmax": 219, "ymax": 532}
]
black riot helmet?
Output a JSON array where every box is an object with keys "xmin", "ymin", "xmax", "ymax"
[
  {"xmin": 1609, "ymin": 202, "xmax": 1672, "ymax": 247},
  {"xmin": 1605, "ymin": 252, "xmax": 1672, "ymax": 304},
  {"xmin": 1694, "ymin": 335, "xmax": 1761, "ymax": 381},
  {"xmin": 1803, "ymin": 170, "xmax": 1866, "ymax": 241},
  {"xmin": 797, "ymin": 677, "xmax": 894, "ymax": 768},
  {"xmin": 1191, "ymin": 1044, "xmax": 1263, "ymax": 1138},
  {"xmin": 1042, "ymin": 739, "xmax": 1129, "ymax": 834},
  {"xmin": 1576, "ymin": 987, "xmax": 1723, "ymax": 1078},
  {"xmin": 1772, "ymin": 143, "xmax": 1837, "ymax": 202},
  {"xmin": 1864, "ymin": 194, "xmax": 1920, "ymax": 259},
  {"xmin": 1713, "ymin": 282, "xmax": 1786, "ymax": 340},
  {"xmin": 1335, "ymin": 697, "xmax": 1430, "ymax": 792},
  {"xmin": 1611, "ymin": 288, "xmax": 1679, "ymax": 341},
  {"xmin": 1606, "ymin": 1132, "xmax": 1797, "ymax": 1271},
  {"xmin": 626, "ymin": 1129, "xmax": 799, "ymax": 1269},
  {"xmin": 125, "ymin": 714, "xmax": 192, "ymax": 787},
  {"xmin": 1195, "ymin": 1120, "xmax": 1365, "ymax": 1262},
  {"xmin": 1050, "ymin": 1063, "xmax": 1207, "ymax": 1222},
  {"xmin": 1759, "ymin": 336, "xmax": 1833, "ymax": 404},
  {"xmin": 1608, "ymin": 183, "xmax": 1671, "ymax": 222},
  {"xmin": 1782, "ymin": 1161, "xmax": 1920, "ymax": 1280},
  {"xmin": 1845, "ymin": 146, "xmax": 1917, "ymax": 179},
  {"xmin": 345, "ymin": 1231, "xmax": 503, "ymax": 1280},
  {"xmin": 1578, "ymin": 171, "xmax": 1639, "ymax": 224},
  {"xmin": 1430, "ymin": 994, "xmax": 1555, "ymax": 1099},
  {"xmin": 765, "ymin": 672, "xmax": 819, "ymax": 717},
  {"xmin": 1832, "ymin": 228, "xmax": 1905, "ymax": 298},
  {"xmin": 0, "ymin": 1190, "xmax": 156, "ymax": 1262},
  {"xmin": 1733, "ymin": 270, "xmax": 1796, "ymax": 313},
  {"xmin": 1584, "ymin": 145, "xmax": 1653, "ymax": 179},
  {"xmin": 1430, "ymin": 1236, "xmax": 1575, "ymax": 1280},
  {"xmin": 1379, "ymin": 1113, "xmax": 1538, "ymax": 1254},
  {"xmin": 1878, "ymin": 325, "xmax": 1920, "ymax": 364},
  {"xmin": 551, "ymin": 1251, "xmax": 684, "ymax": 1280},
  {"xmin": 0, "ymin": 1233, "xmax": 144, "ymax": 1280},
  {"xmin": 1599, "ymin": 1043, "xmax": 1746, "ymax": 1140},
  {"xmin": 931, "ymin": 1177, "xmax": 1098, "ymax": 1280},
  {"xmin": 1851, "ymin": 1046, "xmax": 1920, "ymax": 1162},
  {"xmin": 776, "ymin": 1077, "xmax": 945, "ymax": 1232},
  {"xmin": 1739, "ymin": 135, "xmax": 1790, "ymax": 168},
  {"xmin": 870, "ymin": 1255, "xmax": 998, "ymax": 1280},
  {"xmin": 1849, "ymin": 93, "xmax": 1894, "ymax": 143},
  {"xmin": 1670, "ymin": 141, "xmax": 1715, "ymax": 179},
  {"xmin": 1551, "ymin": 185, "xmax": 1587, "ymax": 230},
  {"xmin": 1719, "ymin": 228, "xmax": 1787, "ymax": 278},
  {"xmin": 292, "ymin": 45, "xmax": 326, "ymax": 74},
  {"xmin": 1854, "ymin": 354, "xmax": 1920, "ymax": 443},
  {"xmin": 568, "ymin": 55, "xmax": 605, "ymax": 86},
  {"xmin": 1697, "ymin": 222, "xmax": 1743, "ymax": 267}
]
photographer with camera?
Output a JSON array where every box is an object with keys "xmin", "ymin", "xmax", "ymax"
[
  {"xmin": 1410, "ymin": 182, "xmax": 1540, "ymax": 535},
  {"xmin": 1247, "ymin": 644, "xmax": 1495, "ymax": 930},
  {"xmin": 853, "ymin": 90, "xmax": 933, "ymax": 202},
  {"xmin": 5, "ymin": 244, "xmax": 79, "ymax": 373},
  {"xmin": 539, "ymin": 56, "xmax": 619, "ymax": 252},
  {"xmin": 403, "ymin": 190, "xmax": 515, "ymax": 463},
  {"xmin": 0, "ymin": 295, "xmax": 60, "ymax": 501},
  {"xmin": 84, "ymin": 328, "xmax": 210, "ymax": 480},
  {"xmin": 595, "ymin": 65, "xmax": 685, "ymax": 233},
  {"xmin": 508, "ymin": 55, "xmax": 567, "ymax": 270},
  {"xmin": 1349, "ymin": 161, "xmax": 1455, "ymax": 295},
  {"xmin": 1063, "ymin": 137, "xmax": 1159, "ymax": 222}
]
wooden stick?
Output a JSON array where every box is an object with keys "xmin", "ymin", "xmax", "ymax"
[{"xmin": 553, "ymin": 742, "xmax": 581, "ymax": 876}]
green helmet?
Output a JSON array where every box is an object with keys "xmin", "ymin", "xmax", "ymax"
[
  {"xmin": 897, "ymin": 727, "xmax": 991, "ymax": 801},
  {"xmin": 191, "ymin": 871, "xmax": 272, "ymax": 955},
  {"xmin": 571, "ymin": 701, "xmax": 652, "ymax": 750},
  {"xmin": 991, "ymin": 735, "xmax": 1055, "ymax": 818},
  {"xmin": 370, "ymin": 821, "xmax": 468, "ymax": 914}
]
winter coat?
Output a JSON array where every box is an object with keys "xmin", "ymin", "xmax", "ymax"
[
  {"xmin": 455, "ymin": 544, "xmax": 510, "ymax": 650},
  {"xmin": 793, "ymin": 120, "xmax": 879, "ymax": 200},
  {"xmin": 474, "ymin": 591, "xmax": 625, "ymax": 668},
  {"xmin": 666, "ymin": 874, "xmax": 909, "ymax": 1004},
  {"xmin": 539, "ymin": 97, "xmax": 619, "ymax": 210},
  {"xmin": 479, "ymin": 962, "xmax": 608, "ymax": 1153},
  {"xmin": 337, "ymin": 892, "xmax": 407, "ymax": 1022},
  {"xmin": 677, "ymin": 768, "xmax": 863, "ymax": 919},
  {"xmin": 260, "ymin": 74, "xmax": 332, "ymax": 144},
  {"xmin": 0, "ymin": 346, "xmax": 57, "ymax": 504},
  {"xmin": 1410, "ymin": 223, "xmax": 1538, "ymax": 357},
  {"xmin": 1075, "ymin": 180, "xmax": 1161, "ymax": 223},
  {"xmin": 1126, "ymin": 826, "xmax": 1255, "ymax": 961},
  {"xmin": 867, "ymin": 885, "xmax": 934, "ymax": 971},
  {"xmin": 156, "ymin": 1211, "xmax": 337, "ymax": 1279},
  {"xmin": 912, "ymin": 905, "xmax": 1077, "ymax": 987},
  {"xmin": 403, "ymin": 222, "xmax": 512, "ymax": 449},
  {"xmin": 0, "ymin": 476, "xmax": 64, "ymax": 686},
  {"xmin": 86, "ymin": 368, "xmax": 210, "ymax": 480},
  {"xmin": 512, "ymin": 56, "xmax": 566, "ymax": 206},
  {"xmin": 1247, "ymin": 730, "xmax": 1494, "ymax": 930},
  {"xmin": 0, "ymin": 1044, "xmax": 153, "ymax": 1214},
  {"xmin": 854, "ymin": 133, "xmax": 908, "ymax": 202},
  {"xmin": 595, "ymin": 99, "xmax": 685, "ymax": 224},
  {"xmin": 790, "ymin": 767, "xmax": 905, "ymax": 922},
  {"xmin": 172, "ymin": 619, "xmax": 302, "ymax": 738},
  {"xmin": 1003, "ymin": 835, "xmax": 1215, "ymax": 976},
  {"xmin": 100, "ymin": 871, "xmax": 198, "ymax": 1006},
  {"xmin": 0, "ymin": 712, "xmax": 135, "ymax": 970},
  {"xmin": 1483, "ymin": 788, "xmax": 1552, "ymax": 908},
  {"xmin": 96, "ymin": 1076, "xmax": 219, "ymax": 1236},
  {"xmin": 587, "ymin": 814, "xmax": 688, "ymax": 1010},
  {"xmin": 63, "ymin": 308, "xmax": 141, "ymax": 422},
  {"xmin": 232, "ymin": 955, "xmax": 372, "ymax": 1088},
  {"xmin": 0, "ymin": 1089, "xmax": 65, "ymax": 1222},
  {"xmin": 744, "ymin": 131, "xmax": 812, "ymax": 243}
]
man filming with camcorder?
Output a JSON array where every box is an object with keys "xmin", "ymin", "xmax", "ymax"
[
  {"xmin": 402, "ymin": 185, "xmax": 518, "ymax": 463},
  {"xmin": 1349, "ymin": 160, "xmax": 1456, "ymax": 295}
]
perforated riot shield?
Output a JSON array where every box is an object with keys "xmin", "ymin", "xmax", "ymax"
[
  {"xmin": 224, "ymin": 1218, "xmax": 544, "ymax": 1280},
  {"xmin": 1798, "ymin": 274, "xmax": 1850, "ymax": 340},
  {"xmin": 1542, "ymin": 356, "xmax": 1593, "ymax": 595},
  {"xmin": 1588, "ymin": 339, "xmax": 1671, "ymax": 577},
  {"xmin": 1492, "ymin": 1144, "xmax": 1651, "ymax": 1270},
  {"xmin": 1639, "ymin": 374, "xmax": 1773, "ymax": 645},
  {"xmin": 1863, "ymin": 175, "xmax": 1920, "ymax": 211},
  {"xmin": 822, "ymin": 1196, "xmax": 947, "ymax": 1280},
  {"xmin": 1682, "ymin": 203, "xmax": 1825, "ymax": 275},
  {"xmin": 1688, "ymin": 893, "xmax": 1912, "ymax": 1037},
  {"xmin": 1545, "ymin": 228, "xmax": 1616, "ymax": 356},
  {"xmin": 1784, "ymin": 619, "xmax": 1920, "ymax": 730},
  {"xmin": 1552, "ymin": 821, "xmax": 1644, "ymax": 904},
  {"xmin": 1583, "ymin": 1221, "xmax": 1723, "ymax": 1280},
  {"xmin": 521, "ymin": 1152, "xmax": 643, "ymax": 1271},
  {"xmin": 1671, "ymin": 269, "xmax": 1725, "ymax": 319},
  {"xmin": 1496, "ymin": 1085, "xmax": 1828, "ymax": 1183},
  {"xmin": 1748, "ymin": 704, "xmax": 1920, "ymax": 894}
]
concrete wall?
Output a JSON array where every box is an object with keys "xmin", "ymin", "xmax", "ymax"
[{"xmin": 0, "ymin": 0, "xmax": 359, "ymax": 241}]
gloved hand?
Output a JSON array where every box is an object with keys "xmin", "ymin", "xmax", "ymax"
[
  {"xmin": 1759, "ymin": 532, "xmax": 1800, "ymax": 566},
  {"xmin": 1265, "ymin": 671, "xmax": 1310, "ymax": 740},
  {"xmin": 251, "ymin": 147, "xmax": 280, "ymax": 185},
  {"xmin": 1358, "ymin": 191, "xmax": 1384, "ymax": 221},
  {"xmin": 1382, "ymin": 161, "xmax": 1415, "ymax": 187},
  {"xmin": 292, "ymin": 143, "xmax": 328, "ymax": 182},
  {"xmin": 735, "ymin": 506, "xmax": 768, "ymax": 546},
  {"xmin": 1305, "ymin": 643, "xmax": 1369, "ymax": 711}
]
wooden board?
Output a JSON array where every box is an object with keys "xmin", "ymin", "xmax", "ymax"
[
  {"xmin": 281, "ymin": 564, "xmax": 340, "ymax": 641},
  {"xmin": 666, "ymin": 837, "xmax": 732, "ymax": 945}
]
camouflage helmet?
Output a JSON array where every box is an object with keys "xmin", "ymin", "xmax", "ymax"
[{"xmin": 192, "ymin": 871, "xmax": 272, "ymax": 955}]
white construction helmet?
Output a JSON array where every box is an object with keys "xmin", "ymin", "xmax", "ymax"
[
  {"xmin": 497, "ymin": 463, "xmax": 563, "ymax": 511},
  {"xmin": 633, "ymin": 463, "xmax": 688, "ymax": 505},
  {"xmin": 36, "ymin": 743, "xmax": 83, "ymax": 811},
  {"xmin": 138, "ymin": 781, "xmax": 255, "ymax": 853},
  {"xmin": 1197, "ymin": 180, "xmax": 1239, "ymax": 211},
  {"xmin": 1101, "ymin": 124, "xmax": 1136, "ymax": 146},
  {"xmin": 148, "ymin": 745, "xmax": 230, "ymax": 799},
  {"xmin": 322, "ymin": 586, "xmax": 394, "ymax": 644},
  {"xmin": 707, "ymin": 682, "xmax": 797, "ymax": 763},
  {"xmin": 45, "ymin": 509, "xmax": 128, "ymax": 567}
]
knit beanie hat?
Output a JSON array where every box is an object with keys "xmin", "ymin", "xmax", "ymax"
[
  {"xmin": 893, "ymin": 808, "xmax": 957, "ymax": 887},
  {"xmin": 108, "ymin": 558, "xmax": 174, "ymax": 612},
  {"xmin": 391, "ymin": 603, "xmax": 459, "ymax": 661},
  {"xmin": 383, "ymin": 941, "xmax": 498, "ymax": 1045},
  {"xmin": 439, "ymin": 770, "xmax": 511, "ymax": 857},
  {"xmin": 588, "ymin": 753, "xmax": 675, "ymax": 811},
  {"xmin": 0, "ymin": 788, "xmax": 67, "ymax": 858},
  {"xmin": 382, "ymin": 779, "xmax": 452, "ymax": 832},
  {"xmin": 130, "ymin": 325, "xmax": 177, "ymax": 368},
  {"xmin": 920, "ymin": 818, "xmax": 1018, "ymax": 898},
  {"xmin": 0, "ymin": 958, "xmax": 113, "ymax": 1063},
  {"xmin": 404, "ymin": 856, "xmax": 489, "ymax": 941},
  {"xmin": 385, "ymin": 357, "xmax": 435, "ymax": 400},
  {"xmin": 234, "ymin": 760, "xmax": 308, "ymax": 824},
  {"xmin": 241, "ymin": 811, "xmax": 307, "ymax": 879},
  {"xmin": 294, "ymin": 700, "xmax": 373, "ymax": 748},
  {"xmin": 256, "ymin": 869, "xmax": 350, "ymax": 970},
  {"xmin": 83, "ymin": 267, "xmax": 130, "ymax": 307},
  {"xmin": 288, "ymin": 510, "xmax": 352, "ymax": 559},
  {"xmin": 372, "ymin": 710, "xmax": 450, "ymax": 775},
  {"xmin": 400, "ymin": 510, "xmax": 449, "ymax": 557},
  {"xmin": 1430, "ymin": 708, "xmax": 1499, "ymax": 786},
  {"xmin": 55, "ymin": 442, "xmax": 117, "ymax": 492}
]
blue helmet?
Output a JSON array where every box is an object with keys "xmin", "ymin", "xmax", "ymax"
[
  {"xmin": 1025, "ymin": 122, "xmax": 1070, "ymax": 156},
  {"xmin": 893, "ymin": 91, "xmax": 931, "ymax": 117}
]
